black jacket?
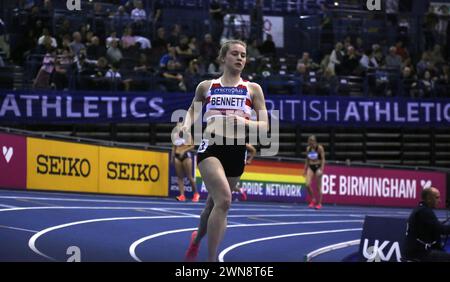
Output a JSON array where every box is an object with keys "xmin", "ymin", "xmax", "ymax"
[{"xmin": 404, "ymin": 202, "xmax": 450, "ymax": 259}]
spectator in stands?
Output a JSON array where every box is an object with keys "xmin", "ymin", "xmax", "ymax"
[
  {"xmin": 417, "ymin": 70, "xmax": 436, "ymax": 97},
  {"xmin": 105, "ymin": 61, "xmax": 122, "ymax": 79},
  {"xmin": 110, "ymin": 5, "xmax": 132, "ymax": 33},
  {"xmin": 93, "ymin": 57, "xmax": 109, "ymax": 77},
  {"xmin": 106, "ymin": 31, "xmax": 120, "ymax": 49},
  {"xmin": 38, "ymin": 28, "xmax": 57, "ymax": 49},
  {"xmin": 74, "ymin": 48, "xmax": 96, "ymax": 74},
  {"xmin": 70, "ymin": 31, "xmax": 86, "ymax": 56},
  {"xmin": 246, "ymin": 38, "xmax": 261, "ymax": 60},
  {"xmin": 401, "ymin": 66, "xmax": 417, "ymax": 97},
  {"xmin": 430, "ymin": 44, "xmax": 445, "ymax": 66},
  {"xmin": 159, "ymin": 45, "xmax": 180, "ymax": 69},
  {"xmin": 328, "ymin": 42, "xmax": 344, "ymax": 75},
  {"xmin": 130, "ymin": 0, "xmax": 147, "ymax": 34},
  {"xmin": 259, "ymin": 34, "xmax": 276, "ymax": 57},
  {"xmin": 106, "ymin": 39, "xmax": 123, "ymax": 64},
  {"xmin": 341, "ymin": 46, "xmax": 362, "ymax": 76},
  {"xmin": 385, "ymin": 46, "xmax": 402, "ymax": 70},
  {"xmin": 168, "ymin": 24, "xmax": 183, "ymax": 48},
  {"xmin": 184, "ymin": 58, "xmax": 202, "ymax": 92},
  {"xmin": 27, "ymin": 6, "xmax": 44, "ymax": 38},
  {"xmin": 52, "ymin": 51, "xmax": 71, "ymax": 91},
  {"xmin": 404, "ymin": 187, "xmax": 450, "ymax": 262},
  {"xmin": 298, "ymin": 52, "xmax": 319, "ymax": 72},
  {"xmin": 134, "ymin": 34, "xmax": 152, "ymax": 50},
  {"xmin": 435, "ymin": 64, "xmax": 449, "ymax": 97},
  {"xmin": 188, "ymin": 36, "xmax": 199, "ymax": 58},
  {"xmin": 416, "ymin": 51, "xmax": 432, "ymax": 77},
  {"xmin": 359, "ymin": 49, "xmax": 379, "ymax": 71},
  {"xmin": 133, "ymin": 53, "xmax": 151, "ymax": 73},
  {"xmin": 32, "ymin": 51, "xmax": 55, "ymax": 90},
  {"xmin": 386, "ymin": 0, "xmax": 399, "ymax": 26},
  {"xmin": 423, "ymin": 6, "xmax": 439, "ymax": 51},
  {"xmin": 88, "ymin": 56, "xmax": 109, "ymax": 90},
  {"xmin": 105, "ymin": 61, "xmax": 126, "ymax": 90},
  {"xmin": 318, "ymin": 68, "xmax": 338, "ymax": 95},
  {"xmin": 60, "ymin": 35, "xmax": 72, "ymax": 54},
  {"xmin": 395, "ymin": 40, "xmax": 409, "ymax": 61},
  {"xmin": 159, "ymin": 59, "xmax": 186, "ymax": 92},
  {"xmin": 296, "ymin": 62, "xmax": 309, "ymax": 94},
  {"xmin": 113, "ymin": 5, "xmax": 131, "ymax": 21},
  {"xmin": 86, "ymin": 36, "xmax": 106, "ymax": 60},
  {"xmin": 90, "ymin": 2, "xmax": 108, "ymax": 35},
  {"xmin": 207, "ymin": 57, "xmax": 222, "ymax": 76},
  {"xmin": 209, "ymin": 0, "xmax": 225, "ymax": 43},
  {"xmin": 56, "ymin": 19, "xmax": 73, "ymax": 44},
  {"xmin": 121, "ymin": 26, "xmax": 136, "ymax": 50},
  {"xmin": 176, "ymin": 35, "xmax": 195, "ymax": 67},
  {"xmin": 372, "ymin": 44, "xmax": 385, "ymax": 67},
  {"xmin": 153, "ymin": 27, "xmax": 168, "ymax": 53},
  {"xmin": 343, "ymin": 36, "xmax": 352, "ymax": 51},
  {"xmin": 130, "ymin": 0, "xmax": 147, "ymax": 22},
  {"xmin": 354, "ymin": 37, "xmax": 364, "ymax": 56},
  {"xmin": 199, "ymin": 33, "xmax": 220, "ymax": 70}
]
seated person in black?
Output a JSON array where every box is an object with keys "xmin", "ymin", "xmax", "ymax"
[{"xmin": 404, "ymin": 187, "xmax": 450, "ymax": 261}]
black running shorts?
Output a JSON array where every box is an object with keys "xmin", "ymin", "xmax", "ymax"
[{"xmin": 196, "ymin": 139, "xmax": 247, "ymax": 177}]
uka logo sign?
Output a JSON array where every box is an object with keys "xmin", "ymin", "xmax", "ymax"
[{"xmin": 362, "ymin": 239, "xmax": 402, "ymax": 262}]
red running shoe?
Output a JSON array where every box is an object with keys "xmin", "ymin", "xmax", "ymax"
[
  {"xmin": 240, "ymin": 188, "xmax": 247, "ymax": 201},
  {"xmin": 192, "ymin": 193, "xmax": 200, "ymax": 202},
  {"xmin": 308, "ymin": 201, "xmax": 315, "ymax": 208},
  {"xmin": 185, "ymin": 231, "xmax": 199, "ymax": 262},
  {"xmin": 315, "ymin": 204, "xmax": 322, "ymax": 210},
  {"xmin": 176, "ymin": 195, "xmax": 186, "ymax": 202}
]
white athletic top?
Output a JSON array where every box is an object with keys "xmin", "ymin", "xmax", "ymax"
[{"xmin": 204, "ymin": 77, "xmax": 253, "ymax": 121}]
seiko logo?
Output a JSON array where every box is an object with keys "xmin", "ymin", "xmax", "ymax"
[
  {"xmin": 37, "ymin": 155, "xmax": 91, "ymax": 177},
  {"xmin": 107, "ymin": 162, "xmax": 160, "ymax": 182},
  {"xmin": 362, "ymin": 239, "xmax": 402, "ymax": 262}
]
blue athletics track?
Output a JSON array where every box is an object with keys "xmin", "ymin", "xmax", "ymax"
[{"xmin": 0, "ymin": 188, "xmax": 448, "ymax": 262}]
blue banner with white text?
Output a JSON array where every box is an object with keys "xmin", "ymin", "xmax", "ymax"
[{"xmin": 1, "ymin": 90, "xmax": 450, "ymax": 127}]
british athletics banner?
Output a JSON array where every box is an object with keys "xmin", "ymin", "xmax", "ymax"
[{"xmin": 1, "ymin": 90, "xmax": 450, "ymax": 127}]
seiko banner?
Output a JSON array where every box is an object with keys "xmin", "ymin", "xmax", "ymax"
[{"xmin": 1, "ymin": 91, "xmax": 450, "ymax": 127}]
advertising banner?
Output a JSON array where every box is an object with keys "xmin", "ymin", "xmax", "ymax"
[
  {"xmin": 320, "ymin": 165, "xmax": 447, "ymax": 208},
  {"xmin": 0, "ymin": 133, "xmax": 27, "ymax": 189},
  {"xmin": 27, "ymin": 138, "xmax": 99, "ymax": 192},
  {"xmin": 99, "ymin": 147, "xmax": 169, "ymax": 197},
  {"xmin": 1, "ymin": 91, "xmax": 450, "ymax": 127},
  {"xmin": 196, "ymin": 159, "xmax": 306, "ymax": 203}
]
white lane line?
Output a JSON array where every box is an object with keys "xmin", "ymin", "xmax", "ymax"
[
  {"xmin": 218, "ymin": 228, "xmax": 363, "ymax": 262},
  {"xmin": 0, "ymin": 196, "xmax": 202, "ymax": 206},
  {"xmin": 28, "ymin": 215, "xmax": 196, "ymax": 261},
  {"xmin": 129, "ymin": 220, "xmax": 363, "ymax": 262},
  {"xmin": 0, "ymin": 206, "xmax": 369, "ymax": 219},
  {"xmin": 304, "ymin": 239, "xmax": 360, "ymax": 262},
  {"xmin": 0, "ymin": 224, "xmax": 38, "ymax": 233},
  {"xmin": 0, "ymin": 204, "xmax": 17, "ymax": 208},
  {"xmin": 0, "ymin": 195, "xmax": 412, "ymax": 214}
]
